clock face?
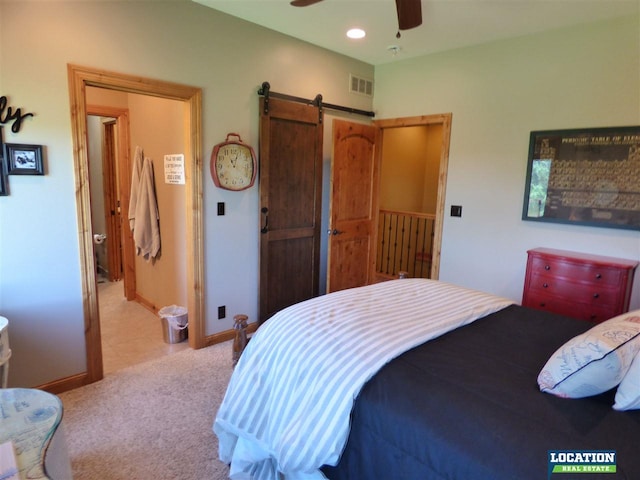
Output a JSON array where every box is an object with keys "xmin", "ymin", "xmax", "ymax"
[{"xmin": 211, "ymin": 142, "xmax": 256, "ymax": 191}]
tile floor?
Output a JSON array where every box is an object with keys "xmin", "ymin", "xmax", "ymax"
[{"xmin": 98, "ymin": 279, "xmax": 189, "ymax": 375}]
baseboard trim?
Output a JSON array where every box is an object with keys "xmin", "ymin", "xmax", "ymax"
[
  {"xmin": 135, "ymin": 293, "xmax": 158, "ymax": 314},
  {"xmin": 37, "ymin": 372, "xmax": 91, "ymax": 395}
]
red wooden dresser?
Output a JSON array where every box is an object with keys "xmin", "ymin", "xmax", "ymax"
[{"xmin": 522, "ymin": 248, "xmax": 638, "ymax": 323}]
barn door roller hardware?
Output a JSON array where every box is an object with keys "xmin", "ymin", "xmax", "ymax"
[{"xmin": 258, "ymin": 82, "xmax": 374, "ymax": 123}]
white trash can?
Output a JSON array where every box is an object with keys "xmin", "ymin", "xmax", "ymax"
[{"xmin": 158, "ymin": 305, "xmax": 188, "ymax": 344}]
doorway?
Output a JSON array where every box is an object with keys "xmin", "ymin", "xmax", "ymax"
[
  {"xmin": 372, "ymin": 114, "xmax": 452, "ymax": 282},
  {"xmin": 87, "ymin": 99, "xmax": 190, "ymax": 374},
  {"xmin": 324, "ymin": 114, "xmax": 450, "ymax": 290},
  {"xmin": 67, "ymin": 64, "xmax": 204, "ymax": 390},
  {"xmin": 87, "ymin": 106, "xmax": 134, "ymax": 299},
  {"xmin": 322, "ymin": 113, "xmax": 451, "ymax": 291}
]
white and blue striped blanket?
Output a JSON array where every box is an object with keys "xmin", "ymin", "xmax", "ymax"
[{"xmin": 214, "ymin": 279, "xmax": 512, "ymax": 480}]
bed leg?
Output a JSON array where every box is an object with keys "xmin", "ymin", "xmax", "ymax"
[{"xmin": 232, "ymin": 314, "xmax": 249, "ymax": 367}]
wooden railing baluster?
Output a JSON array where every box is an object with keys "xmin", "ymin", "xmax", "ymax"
[{"xmin": 376, "ymin": 209, "xmax": 436, "ymax": 279}]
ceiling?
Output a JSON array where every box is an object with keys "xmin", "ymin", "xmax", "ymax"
[{"xmin": 193, "ymin": 0, "xmax": 638, "ymax": 65}]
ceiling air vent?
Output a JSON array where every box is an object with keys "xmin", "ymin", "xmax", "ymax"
[{"xmin": 349, "ymin": 74, "xmax": 373, "ymax": 97}]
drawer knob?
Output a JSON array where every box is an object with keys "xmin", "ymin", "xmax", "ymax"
[
  {"xmin": 539, "ymin": 302, "xmax": 546, "ymax": 307},
  {"xmin": 544, "ymin": 265, "xmax": 551, "ymax": 271},
  {"xmin": 593, "ymin": 293, "xmax": 599, "ymax": 299},
  {"xmin": 595, "ymin": 273, "xmax": 602, "ymax": 279},
  {"xmin": 542, "ymin": 283, "xmax": 548, "ymax": 288}
]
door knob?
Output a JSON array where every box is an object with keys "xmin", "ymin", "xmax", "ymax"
[{"xmin": 328, "ymin": 229, "xmax": 343, "ymax": 236}]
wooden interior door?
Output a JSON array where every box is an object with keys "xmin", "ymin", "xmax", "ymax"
[
  {"xmin": 101, "ymin": 120, "xmax": 123, "ymax": 282},
  {"xmin": 327, "ymin": 119, "xmax": 379, "ymax": 293},
  {"xmin": 259, "ymin": 97, "xmax": 323, "ymax": 323},
  {"xmin": 88, "ymin": 105, "xmax": 135, "ymax": 299}
]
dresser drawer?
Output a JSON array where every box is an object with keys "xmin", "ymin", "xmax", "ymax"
[
  {"xmin": 528, "ymin": 255, "xmax": 623, "ymax": 286},
  {"xmin": 527, "ymin": 271, "xmax": 621, "ymax": 306},
  {"xmin": 523, "ymin": 292, "xmax": 617, "ymax": 323}
]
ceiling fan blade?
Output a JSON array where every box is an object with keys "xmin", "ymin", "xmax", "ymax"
[
  {"xmin": 396, "ymin": 0, "xmax": 422, "ymax": 30},
  {"xmin": 290, "ymin": 0, "xmax": 323, "ymax": 6}
]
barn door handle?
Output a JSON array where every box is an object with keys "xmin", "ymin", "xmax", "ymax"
[
  {"xmin": 261, "ymin": 207, "xmax": 269, "ymax": 234},
  {"xmin": 327, "ymin": 229, "xmax": 343, "ymax": 236}
]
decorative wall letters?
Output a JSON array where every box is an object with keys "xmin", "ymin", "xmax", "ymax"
[{"xmin": 0, "ymin": 96, "xmax": 34, "ymax": 133}]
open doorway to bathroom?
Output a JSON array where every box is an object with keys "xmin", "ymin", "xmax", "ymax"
[
  {"xmin": 88, "ymin": 114, "xmax": 122, "ymax": 285},
  {"xmin": 87, "ymin": 102, "xmax": 190, "ymax": 375},
  {"xmin": 68, "ymin": 64, "xmax": 204, "ymax": 389}
]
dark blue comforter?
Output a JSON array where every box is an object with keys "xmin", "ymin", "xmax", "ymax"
[{"xmin": 322, "ymin": 305, "xmax": 640, "ymax": 480}]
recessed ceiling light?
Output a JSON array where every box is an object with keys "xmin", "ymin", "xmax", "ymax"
[{"xmin": 347, "ymin": 28, "xmax": 366, "ymax": 39}]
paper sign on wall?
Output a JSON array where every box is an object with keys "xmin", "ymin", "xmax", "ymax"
[{"xmin": 164, "ymin": 154, "xmax": 185, "ymax": 185}]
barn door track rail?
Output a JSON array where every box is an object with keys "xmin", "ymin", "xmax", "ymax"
[{"xmin": 258, "ymin": 81, "xmax": 375, "ymax": 123}]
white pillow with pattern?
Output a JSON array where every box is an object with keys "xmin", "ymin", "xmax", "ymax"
[
  {"xmin": 613, "ymin": 350, "xmax": 640, "ymax": 410},
  {"xmin": 538, "ymin": 312, "xmax": 640, "ymax": 399}
]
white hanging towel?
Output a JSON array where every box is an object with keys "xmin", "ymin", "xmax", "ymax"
[
  {"xmin": 133, "ymin": 157, "xmax": 161, "ymax": 260},
  {"xmin": 128, "ymin": 146, "xmax": 144, "ymax": 231}
]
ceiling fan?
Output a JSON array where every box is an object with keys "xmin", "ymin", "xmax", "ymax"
[{"xmin": 290, "ymin": 0, "xmax": 422, "ymax": 31}]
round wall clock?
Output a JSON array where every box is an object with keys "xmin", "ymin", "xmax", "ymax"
[{"xmin": 210, "ymin": 133, "xmax": 257, "ymax": 191}]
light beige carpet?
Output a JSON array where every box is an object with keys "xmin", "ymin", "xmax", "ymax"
[{"xmin": 58, "ymin": 342, "xmax": 233, "ymax": 479}]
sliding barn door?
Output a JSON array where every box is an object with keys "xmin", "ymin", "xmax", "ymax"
[
  {"xmin": 327, "ymin": 119, "xmax": 379, "ymax": 293},
  {"xmin": 259, "ymin": 97, "xmax": 323, "ymax": 323}
]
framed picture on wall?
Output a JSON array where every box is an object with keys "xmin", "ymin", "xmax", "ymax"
[
  {"xmin": 522, "ymin": 126, "xmax": 640, "ymax": 231},
  {"xmin": 0, "ymin": 169, "xmax": 6, "ymax": 196},
  {"xmin": 0, "ymin": 163, "xmax": 6, "ymax": 195},
  {"xmin": 5, "ymin": 143, "xmax": 44, "ymax": 175}
]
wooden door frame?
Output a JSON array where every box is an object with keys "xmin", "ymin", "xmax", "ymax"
[
  {"xmin": 373, "ymin": 114, "xmax": 452, "ymax": 280},
  {"xmin": 66, "ymin": 64, "xmax": 204, "ymax": 389}
]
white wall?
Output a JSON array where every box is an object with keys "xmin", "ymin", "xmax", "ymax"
[
  {"xmin": 127, "ymin": 93, "xmax": 187, "ymax": 310},
  {"xmin": 0, "ymin": 0, "xmax": 373, "ymax": 387},
  {"xmin": 374, "ymin": 15, "xmax": 640, "ymax": 308}
]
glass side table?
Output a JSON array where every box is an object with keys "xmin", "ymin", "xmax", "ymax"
[{"xmin": 0, "ymin": 388, "xmax": 72, "ymax": 479}]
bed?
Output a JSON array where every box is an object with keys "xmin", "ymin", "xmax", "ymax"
[{"xmin": 214, "ymin": 279, "xmax": 640, "ymax": 480}]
